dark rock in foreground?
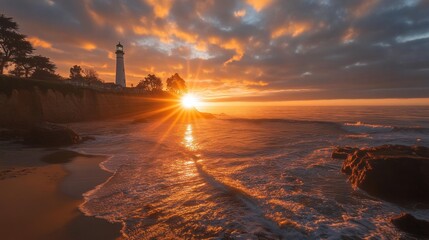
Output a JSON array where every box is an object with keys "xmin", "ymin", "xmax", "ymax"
[
  {"xmin": 391, "ymin": 213, "xmax": 429, "ymax": 237},
  {"xmin": 0, "ymin": 123, "xmax": 92, "ymax": 147},
  {"xmin": 23, "ymin": 123, "xmax": 81, "ymax": 146},
  {"xmin": 337, "ymin": 145, "xmax": 429, "ymax": 203}
]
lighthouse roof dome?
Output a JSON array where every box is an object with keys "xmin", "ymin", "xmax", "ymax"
[{"xmin": 116, "ymin": 42, "xmax": 123, "ymax": 47}]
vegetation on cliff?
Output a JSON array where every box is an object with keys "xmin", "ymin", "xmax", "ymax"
[{"xmin": 0, "ymin": 14, "xmax": 60, "ymax": 80}]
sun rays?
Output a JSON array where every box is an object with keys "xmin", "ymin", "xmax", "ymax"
[
  {"xmin": 130, "ymin": 94, "xmax": 208, "ymax": 156},
  {"xmin": 181, "ymin": 93, "xmax": 200, "ymax": 109}
]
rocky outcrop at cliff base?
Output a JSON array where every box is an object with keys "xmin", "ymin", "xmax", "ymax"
[
  {"xmin": 0, "ymin": 123, "xmax": 92, "ymax": 147},
  {"xmin": 333, "ymin": 145, "xmax": 429, "ymax": 203}
]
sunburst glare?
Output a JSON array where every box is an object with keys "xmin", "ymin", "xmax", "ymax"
[{"xmin": 181, "ymin": 93, "xmax": 200, "ymax": 109}]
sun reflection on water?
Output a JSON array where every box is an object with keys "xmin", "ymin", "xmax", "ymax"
[
  {"xmin": 179, "ymin": 124, "xmax": 199, "ymax": 178},
  {"xmin": 183, "ymin": 124, "xmax": 196, "ymax": 151}
]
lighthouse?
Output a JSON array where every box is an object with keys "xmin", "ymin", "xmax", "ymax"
[{"xmin": 115, "ymin": 42, "xmax": 126, "ymax": 87}]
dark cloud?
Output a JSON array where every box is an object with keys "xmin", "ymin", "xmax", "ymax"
[{"xmin": 2, "ymin": 0, "xmax": 429, "ymax": 101}]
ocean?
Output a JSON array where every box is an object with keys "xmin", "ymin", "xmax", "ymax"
[{"xmin": 68, "ymin": 106, "xmax": 429, "ymax": 239}]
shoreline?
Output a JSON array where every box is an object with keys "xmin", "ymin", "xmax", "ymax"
[{"xmin": 0, "ymin": 146, "xmax": 122, "ymax": 240}]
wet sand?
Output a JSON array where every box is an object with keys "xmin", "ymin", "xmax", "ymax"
[{"xmin": 0, "ymin": 147, "xmax": 122, "ymax": 240}]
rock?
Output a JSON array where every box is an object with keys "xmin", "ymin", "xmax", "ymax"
[
  {"xmin": 0, "ymin": 128, "xmax": 24, "ymax": 141},
  {"xmin": 331, "ymin": 146, "xmax": 359, "ymax": 159},
  {"xmin": 22, "ymin": 123, "xmax": 82, "ymax": 147},
  {"xmin": 391, "ymin": 213, "xmax": 429, "ymax": 237},
  {"xmin": 339, "ymin": 145, "xmax": 429, "ymax": 203},
  {"xmin": 0, "ymin": 124, "xmax": 93, "ymax": 147}
]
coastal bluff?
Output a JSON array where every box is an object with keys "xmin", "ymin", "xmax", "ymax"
[{"xmin": 0, "ymin": 76, "xmax": 174, "ymax": 127}]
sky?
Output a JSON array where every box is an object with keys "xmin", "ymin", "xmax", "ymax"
[{"xmin": 2, "ymin": 0, "xmax": 429, "ymax": 103}]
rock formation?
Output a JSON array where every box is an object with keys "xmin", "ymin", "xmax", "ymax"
[
  {"xmin": 391, "ymin": 213, "xmax": 429, "ymax": 237},
  {"xmin": 334, "ymin": 145, "xmax": 429, "ymax": 203},
  {"xmin": 0, "ymin": 123, "xmax": 93, "ymax": 147}
]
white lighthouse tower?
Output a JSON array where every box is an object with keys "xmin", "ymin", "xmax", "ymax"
[{"xmin": 115, "ymin": 42, "xmax": 126, "ymax": 87}]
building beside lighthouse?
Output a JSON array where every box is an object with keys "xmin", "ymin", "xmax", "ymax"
[{"xmin": 115, "ymin": 42, "xmax": 126, "ymax": 87}]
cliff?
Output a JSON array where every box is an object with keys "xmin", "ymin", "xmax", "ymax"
[{"xmin": 0, "ymin": 76, "xmax": 175, "ymax": 127}]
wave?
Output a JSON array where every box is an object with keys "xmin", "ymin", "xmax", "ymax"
[
  {"xmin": 223, "ymin": 117, "xmax": 339, "ymax": 127},
  {"xmin": 342, "ymin": 122, "xmax": 394, "ymax": 134},
  {"xmin": 224, "ymin": 118, "xmax": 429, "ymax": 135},
  {"xmin": 192, "ymin": 155, "xmax": 304, "ymax": 238},
  {"xmin": 343, "ymin": 121, "xmax": 429, "ymax": 134}
]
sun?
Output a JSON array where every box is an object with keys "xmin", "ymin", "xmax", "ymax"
[{"xmin": 181, "ymin": 93, "xmax": 200, "ymax": 109}]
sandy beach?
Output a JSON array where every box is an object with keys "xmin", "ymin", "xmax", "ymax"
[{"xmin": 0, "ymin": 145, "xmax": 122, "ymax": 240}]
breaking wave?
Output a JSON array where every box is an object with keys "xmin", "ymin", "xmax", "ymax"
[
  {"xmin": 342, "ymin": 121, "xmax": 429, "ymax": 134},
  {"xmin": 224, "ymin": 118, "xmax": 429, "ymax": 135}
]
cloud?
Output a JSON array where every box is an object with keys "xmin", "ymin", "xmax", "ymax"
[
  {"xmin": 28, "ymin": 36, "xmax": 52, "ymax": 49},
  {"xmin": 352, "ymin": 0, "xmax": 381, "ymax": 18},
  {"xmin": 342, "ymin": 27, "xmax": 358, "ymax": 44},
  {"xmin": 208, "ymin": 37, "xmax": 245, "ymax": 65},
  {"xmin": 234, "ymin": 9, "xmax": 246, "ymax": 18},
  {"xmin": 82, "ymin": 42, "xmax": 97, "ymax": 51},
  {"xmin": 2, "ymin": 0, "xmax": 429, "ymax": 101},
  {"xmin": 145, "ymin": 0, "xmax": 173, "ymax": 18},
  {"xmin": 27, "ymin": 36, "xmax": 64, "ymax": 53},
  {"xmin": 246, "ymin": 0, "xmax": 272, "ymax": 11},
  {"xmin": 271, "ymin": 22, "xmax": 312, "ymax": 38}
]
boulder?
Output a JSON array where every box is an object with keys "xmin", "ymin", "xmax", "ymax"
[
  {"xmin": 0, "ymin": 124, "xmax": 94, "ymax": 147},
  {"xmin": 391, "ymin": 213, "xmax": 429, "ymax": 237},
  {"xmin": 23, "ymin": 123, "xmax": 82, "ymax": 147},
  {"xmin": 339, "ymin": 145, "xmax": 429, "ymax": 203}
]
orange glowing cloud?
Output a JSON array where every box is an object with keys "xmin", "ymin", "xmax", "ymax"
[
  {"xmin": 28, "ymin": 36, "xmax": 52, "ymax": 48},
  {"xmin": 209, "ymin": 37, "xmax": 245, "ymax": 65},
  {"xmin": 272, "ymin": 22, "xmax": 311, "ymax": 38},
  {"xmin": 82, "ymin": 42, "xmax": 97, "ymax": 51},
  {"xmin": 115, "ymin": 26, "xmax": 125, "ymax": 35},
  {"xmin": 352, "ymin": 0, "xmax": 380, "ymax": 18},
  {"xmin": 27, "ymin": 36, "xmax": 63, "ymax": 53},
  {"xmin": 133, "ymin": 21, "xmax": 198, "ymax": 44},
  {"xmin": 133, "ymin": 25, "xmax": 148, "ymax": 35},
  {"xmin": 246, "ymin": 0, "xmax": 272, "ymax": 11},
  {"xmin": 234, "ymin": 9, "xmax": 246, "ymax": 18},
  {"xmin": 84, "ymin": 0, "xmax": 105, "ymax": 25},
  {"xmin": 243, "ymin": 80, "xmax": 268, "ymax": 86},
  {"xmin": 145, "ymin": 0, "xmax": 173, "ymax": 18},
  {"xmin": 342, "ymin": 28, "xmax": 358, "ymax": 43}
]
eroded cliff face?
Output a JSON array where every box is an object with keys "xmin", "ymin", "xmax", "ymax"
[{"xmin": 0, "ymin": 87, "xmax": 168, "ymax": 127}]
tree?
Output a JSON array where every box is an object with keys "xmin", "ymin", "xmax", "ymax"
[
  {"xmin": 83, "ymin": 68, "xmax": 102, "ymax": 83},
  {"xmin": 0, "ymin": 14, "xmax": 34, "ymax": 74},
  {"xmin": 9, "ymin": 63, "xmax": 24, "ymax": 77},
  {"xmin": 69, "ymin": 65, "xmax": 83, "ymax": 81},
  {"xmin": 9, "ymin": 54, "xmax": 57, "ymax": 80},
  {"xmin": 31, "ymin": 69, "xmax": 61, "ymax": 81},
  {"xmin": 136, "ymin": 78, "xmax": 150, "ymax": 91},
  {"xmin": 166, "ymin": 73, "xmax": 187, "ymax": 95},
  {"xmin": 10, "ymin": 55, "xmax": 31, "ymax": 77},
  {"xmin": 136, "ymin": 74, "xmax": 163, "ymax": 92},
  {"xmin": 29, "ymin": 55, "xmax": 58, "ymax": 80}
]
